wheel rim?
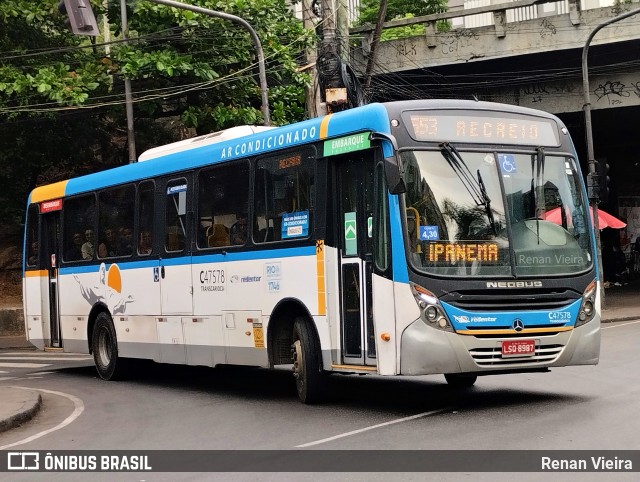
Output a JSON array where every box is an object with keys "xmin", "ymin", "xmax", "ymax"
[
  {"xmin": 97, "ymin": 327, "xmax": 112, "ymax": 367},
  {"xmin": 292, "ymin": 339, "xmax": 304, "ymax": 392}
]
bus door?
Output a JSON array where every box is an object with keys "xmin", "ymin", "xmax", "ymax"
[
  {"xmin": 335, "ymin": 154, "xmax": 377, "ymax": 366},
  {"xmin": 157, "ymin": 176, "xmax": 193, "ymax": 364},
  {"xmin": 41, "ymin": 209, "xmax": 62, "ymax": 348}
]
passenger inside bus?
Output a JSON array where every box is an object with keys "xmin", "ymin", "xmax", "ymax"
[
  {"xmin": 65, "ymin": 232, "xmax": 83, "ymax": 261},
  {"xmin": 208, "ymin": 224, "xmax": 229, "ymax": 247},
  {"xmin": 98, "ymin": 228, "xmax": 119, "ymax": 258},
  {"xmin": 81, "ymin": 229, "xmax": 94, "ymax": 260},
  {"xmin": 27, "ymin": 241, "xmax": 38, "ymax": 265},
  {"xmin": 138, "ymin": 230, "xmax": 152, "ymax": 255},
  {"xmin": 230, "ymin": 213, "xmax": 248, "ymax": 245},
  {"xmin": 117, "ymin": 227, "xmax": 133, "ymax": 255}
]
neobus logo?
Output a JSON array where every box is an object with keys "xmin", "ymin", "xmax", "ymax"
[{"xmin": 486, "ymin": 281, "xmax": 543, "ymax": 289}]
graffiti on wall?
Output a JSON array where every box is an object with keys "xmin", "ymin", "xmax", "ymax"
[
  {"xmin": 520, "ymin": 82, "xmax": 577, "ymax": 105},
  {"xmin": 539, "ymin": 19, "xmax": 557, "ymax": 38},
  {"xmin": 440, "ymin": 29, "xmax": 479, "ymax": 56},
  {"xmin": 514, "ymin": 76, "xmax": 640, "ymax": 110},
  {"xmin": 394, "ymin": 41, "xmax": 417, "ymax": 57},
  {"xmin": 594, "ymin": 81, "xmax": 630, "ymax": 105}
]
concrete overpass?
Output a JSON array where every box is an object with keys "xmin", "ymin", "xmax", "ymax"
[{"xmin": 351, "ymin": 1, "xmax": 640, "ymax": 246}]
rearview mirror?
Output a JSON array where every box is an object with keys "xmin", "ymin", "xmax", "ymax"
[{"xmin": 370, "ymin": 132, "xmax": 406, "ymax": 194}]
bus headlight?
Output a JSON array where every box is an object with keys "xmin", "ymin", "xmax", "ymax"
[
  {"xmin": 576, "ymin": 279, "xmax": 596, "ymax": 327},
  {"xmin": 411, "ymin": 283, "xmax": 453, "ymax": 333}
]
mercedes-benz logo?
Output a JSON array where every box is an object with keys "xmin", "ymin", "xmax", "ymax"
[{"xmin": 512, "ymin": 319, "xmax": 524, "ymax": 332}]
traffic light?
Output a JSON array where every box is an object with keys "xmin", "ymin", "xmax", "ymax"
[
  {"xmin": 596, "ymin": 158, "xmax": 611, "ymax": 203},
  {"xmin": 57, "ymin": 0, "xmax": 99, "ymax": 36}
]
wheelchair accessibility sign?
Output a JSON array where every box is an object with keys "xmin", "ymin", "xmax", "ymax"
[{"xmin": 498, "ymin": 154, "xmax": 516, "ymax": 173}]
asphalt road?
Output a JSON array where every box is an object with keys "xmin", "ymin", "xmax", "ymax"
[{"xmin": 1, "ymin": 320, "xmax": 639, "ymax": 480}]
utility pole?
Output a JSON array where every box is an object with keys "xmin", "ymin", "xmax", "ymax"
[
  {"xmin": 319, "ymin": 0, "xmax": 346, "ymax": 112},
  {"xmin": 121, "ymin": 0, "xmax": 137, "ymax": 163},
  {"xmin": 582, "ymin": 6, "xmax": 640, "ymax": 309},
  {"xmin": 335, "ymin": 0, "xmax": 349, "ymax": 61},
  {"xmin": 102, "ymin": 1, "xmax": 110, "ymax": 56},
  {"xmin": 302, "ymin": 0, "xmax": 322, "ymax": 118},
  {"xmin": 364, "ymin": 0, "xmax": 388, "ymax": 90}
]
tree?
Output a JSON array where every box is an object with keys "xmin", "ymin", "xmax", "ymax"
[
  {"xmin": 356, "ymin": 0, "xmax": 449, "ymax": 38},
  {"xmin": 0, "ymin": 0, "xmax": 314, "ymax": 222},
  {"xmin": 358, "ymin": 0, "xmax": 448, "ymax": 24},
  {"xmin": 106, "ymin": 0, "xmax": 314, "ymax": 130}
]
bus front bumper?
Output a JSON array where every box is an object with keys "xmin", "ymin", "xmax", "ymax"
[{"xmin": 399, "ymin": 317, "xmax": 601, "ymax": 376}]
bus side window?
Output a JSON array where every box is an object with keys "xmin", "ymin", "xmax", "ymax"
[
  {"xmin": 25, "ymin": 204, "xmax": 39, "ymax": 268},
  {"xmin": 165, "ymin": 179, "xmax": 187, "ymax": 252},
  {"xmin": 197, "ymin": 161, "xmax": 250, "ymax": 249},
  {"xmin": 253, "ymin": 148, "xmax": 315, "ymax": 244},
  {"xmin": 137, "ymin": 181, "xmax": 155, "ymax": 256},
  {"xmin": 63, "ymin": 194, "xmax": 96, "ymax": 262},
  {"xmin": 98, "ymin": 185, "xmax": 134, "ymax": 258}
]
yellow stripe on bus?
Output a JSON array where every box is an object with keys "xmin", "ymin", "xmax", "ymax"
[
  {"xmin": 24, "ymin": 270, "xmax": 48, "ymax": 277},
  {"xmin": 30, "ymin": 180, "xmax": 68, "ymax": 203},
  {"xmin": 457, "ymin": 326, "xmax": 574, "ymax": 335},
  {"xmin": 316, "ymin": 240, "xmax": 326, "ymax": 316},
  {"xmin": 319, "ymin": 114, "xmax": 332, "ymax": 139}
]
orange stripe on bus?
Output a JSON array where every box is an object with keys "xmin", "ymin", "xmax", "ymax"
[
  {"xmin": 24, "ymin": 270, "xmax": 48, "ymax": 277},
  {"xmin": 319, "ymin": 115, "xmax": 332, "ymax": 139},
  {"xmin": 30, "ymin": 181, "xmax": 68, "ymax": 203},
  {"xmin": 316, "ymin": 240, "xmax": 326, "ymax": 316}
]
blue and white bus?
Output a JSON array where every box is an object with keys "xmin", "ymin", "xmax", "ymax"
[{"xmin": 23, "ymin": 100, "xmax": 600, "ymax": 403}]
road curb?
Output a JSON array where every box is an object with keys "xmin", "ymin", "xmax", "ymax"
[
  {"xmin": 602, "ymin": 316, "xmax": 640, "ymax": 323},
  {"xmin": 0, "ymin": 388, "xmax": 42, "ymax": 434}
]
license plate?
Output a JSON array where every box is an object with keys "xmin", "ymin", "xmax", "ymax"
[{"xmin": 501, "ymin": 339, "xmax": 535, "ymax": 357}]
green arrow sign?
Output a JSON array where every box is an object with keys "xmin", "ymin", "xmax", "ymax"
[{"xmin": 344, "ymin": 213, "xmax": 357, "ymax": 255}]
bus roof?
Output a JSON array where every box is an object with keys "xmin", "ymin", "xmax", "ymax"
[
  {"xmin": 27, "ymin": 99, "xmax": 563, "ymax": 205},
  {"xmin": 28, "ymin": 102, "xmax": 392, "ymax": 204},
  {"xmin": 137, "ymin": 125, "xmax": 276, "ymax": 162}
]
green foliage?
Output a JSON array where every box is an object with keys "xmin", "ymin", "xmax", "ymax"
[
  {"xmin": 0, "ymin": 0, "xmax": 314, "ymax": 222},
  {"xmin": 105, "ymin": 0, "xmax": 314, "ymax": 130},
  {"xmin": 357, "ymin": 0, "xmax": 448, "ymax": 24},
  {"xmin": 357, "ymin": 0, "xmax": 450, "ymax": 37}
]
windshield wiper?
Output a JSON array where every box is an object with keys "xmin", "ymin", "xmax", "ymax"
[
  {"xmin": 530, "ymin": 146, "xmax": 545, "ymax": 243},
  {"xmin": 477, "ymin": 169, "xmax": 497, "ymax": 235},
  {"xmin": 440, "ymin": 143, "xmax": 496, "ymax": 235}
]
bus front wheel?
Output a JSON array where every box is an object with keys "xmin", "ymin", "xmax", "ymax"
[
  {"xmin": 92, "ymin": 312, "xmax": 127, "ymax": 380},
  {"xmin": 292, "ymin": 317, "xmax": 326, "ymax": 404},
  {"xmin": 444, "ymin": 373, "xmax": 477, "ymax": 388}
]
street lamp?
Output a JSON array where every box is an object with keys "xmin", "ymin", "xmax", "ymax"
[
  {"xmin": 148, "ymin": 0, "xmax": 271, "ymax": 126},
  {"xmin": 582, "ymin": 6, "xmax": 640, "ymax": 308}
]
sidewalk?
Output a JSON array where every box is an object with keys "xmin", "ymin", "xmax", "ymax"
[
  {"xmin": 600, "ymin": 282, "xmax": 640, "ymax": 322},
  {"xmin": 0, "ymin": 335, "xmax": 41, "ymax": 435},
  {"xmin": 0, "ymin": 387, "xmax": 42, "ymax": 434}
]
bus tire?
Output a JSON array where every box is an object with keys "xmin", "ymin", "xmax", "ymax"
[
  {"xmin": 92, "ymin": 312, "xmax": 127, "ymax": 380},
  {"xmin": 444, "ymin": 373, "xmax": 477, "ymax": 388},
  {"xmin": 292, "ymin": 317, "xmax": 326, "ymax": 404}
]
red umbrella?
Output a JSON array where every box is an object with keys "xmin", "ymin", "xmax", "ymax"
[{"xmin": 544, "ymin": 206, "xmax": 626, "ymax": 229}]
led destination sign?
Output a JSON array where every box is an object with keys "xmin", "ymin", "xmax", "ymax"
[
  {"xmin": 427, "ymin": 242, "xmax": 499, "ymax": 263},
  {"xmin": 405, "ymin": 111, "xmax": 560, "ymax": 146}
]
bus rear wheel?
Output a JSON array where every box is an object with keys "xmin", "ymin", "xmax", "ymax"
[
  {"xmin": 92, "ymin": 312, "xmax": 127, "ymax": 380},
  {"xmin": 444, "ymin": 373, "xmax": 477, "ymax": 388},
  {"xmin": 292, "ymin": 317, "xmax": 326, "ymax": 404}
]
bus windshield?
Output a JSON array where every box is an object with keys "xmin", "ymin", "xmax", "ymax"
[{"xmin": 402, "ymin": 149, "xmax": 593, "ymax": 277}]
